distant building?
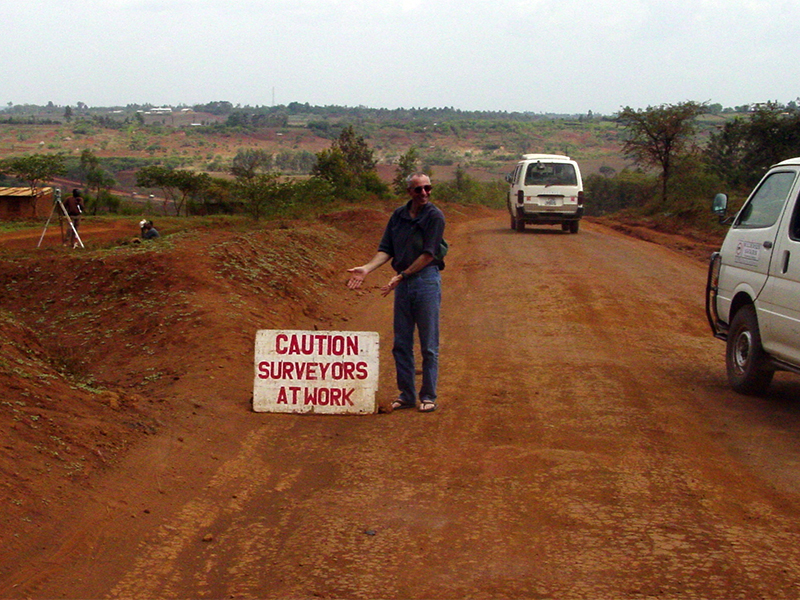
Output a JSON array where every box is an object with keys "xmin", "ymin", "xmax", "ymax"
[{"xmin": 0, "ymin": 187, "xmax": 54, "ymax": 219}]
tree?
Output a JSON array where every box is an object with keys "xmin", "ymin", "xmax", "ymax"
[
  {"xmin": 196, "ymin": 178, "xmax": 235, "ymax": 215},
  {"xmin": 313, "ymin": 146, "xmax": 353, "ymax": 192},
  {"xmin": 312, "ymin": 125, "xmax": 386, "ymax": 199},
  {"xmin": 79, "ymin": 149, "xmax": 99, "ymax": 173},
  {"xmin": 86, "ymin": 169, "xmax": 117, "ymax": 213},
  {"xmin": 705, "ymin": 102, "xmax": 800, "ymax": 189},
  {"xmin": 235, "ymin": 172, "xmax": 285, "ymax": 220},
  {"xmin": 616, "ymin": 101, "xmax": 705, "ymax": 204},
  {"xmin": 136, "ymin": 165, "xmax": 210, "ymax": 216},
  {"xmin": 334, "ymin": 125, "xmax": 377, "ymax": 176},
  {"xmin": 273, "ymin": 150, "xmax": 316, "ymax": 174},
  {"xmin": 75, "ymin": 149, "xmax": 117, "ymax": 213},
  {"xmin": 0, "ymin": 153, "xmax": 66, "ymax": 194},
  {"xmin": 393, "ymin": 147, "xmax": 420, "ymax": 195},
  {"xmin": 231, "ymin": 148, "xmax": 272, "ymax": 180}
]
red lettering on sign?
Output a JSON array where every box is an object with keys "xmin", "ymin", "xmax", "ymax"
[
  {"xmin": 296, "ymin": 388, "xmax": 355, "ymax": 406},
  {"xmin": 289, "ymin": 386, "xmax": 301, "ymax": 405},
  {"xmin": 317, "ymin": 388, "xmax": 329, "ymax": 406},
  {"xmin": 341, "ymin": 388, "xmax": 354, "ymax": 405},
  {"xmin": 258, "ymin": 361, "xmax": 270, "ymax": 379},
  {"xmin": 275, "ymin": 334, "xmax": 289, "ymax": 354},
  {"xmin": 273, "ymin": 333, "xmax": 362, "ymax": 356},
  {"xmin": 259, "ymin": 360, "xmax": 370, "ymax": 381},
  {"xmin": 304, "ymin": 388, "xmax": 317, "ymax": 405},
  {"xmin": 356, "ymin": 362, "xmax": 368, "ymax": 380},
  {"xmin": 332, "ymin": 388, "xmax": 343, "ymax": 405}
]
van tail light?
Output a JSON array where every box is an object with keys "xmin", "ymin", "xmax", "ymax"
[
  {"xmin": 517, "ymin": 190, "xmax": 524, "ymax": 204},
  {"xmin": 578, "ymin": 190, "xmax": 585, "ymax": 206}
]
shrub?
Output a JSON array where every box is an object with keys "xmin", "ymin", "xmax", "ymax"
[{"xmin": 584, "ymin": 170, "xmax": 657, "ymax": 216}]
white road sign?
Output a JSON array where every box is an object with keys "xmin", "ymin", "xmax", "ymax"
[{"xmin": 253, "ymin": 330, "xmax": 380, "ymax": 414}]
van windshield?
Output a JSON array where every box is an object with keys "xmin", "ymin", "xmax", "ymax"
[
  {"xmin": 736, "ymin": 170, "xmax": 797, "ymax": 229},
  {"xmin": 524, "ymin": 162, "xmax": 577, "ymax": 186}
]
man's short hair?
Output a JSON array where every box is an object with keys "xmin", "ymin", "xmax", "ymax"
[{"xmin": 406, "ymin": 172, "xmax": 430, "ymax": 189}]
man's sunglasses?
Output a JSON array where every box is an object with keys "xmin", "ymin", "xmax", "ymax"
[{"xmin": 413, "ymin": 185, "xmax": 433, "ymax": 194}]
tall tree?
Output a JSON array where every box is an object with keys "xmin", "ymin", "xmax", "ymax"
[
  {"xmin": 235, "ymin": 172, "xmax": 285, "ymax": 221},
  {"xmin": 617, "ymin": 101, "xmax": 705, "ymax": 204},
  {"xmin": 231, "ymin": 148, "xmax": 272, "ymax": 180},
  {"xmin": 0, "ymin": 154, "xmax": 66, "ymax": 194},
  {"xmin": 76, "ymin": 149, "xmax": 116, "ymax": 213},
  {"xmin": 393, "ymin": 147, "xmax": 420, "ymax": 195},
  {"xmin": 705, "ymin": 102, "xmax": 800, "ymax": 189},
  {"xmin": 334, "ymin": 125, "xmax": 377, "ymax": 176},
  {"xmin": 86, "ymin": 168, "xmax": 117, "ymax": 213},
  {"xmin": 136, "ymin": 166, "xmax": 210, "ymax": 216},
  {"xmin": 79, "ymin": 149, "xmax": 100, "ymax": 175},
  {"xmin": 312, "ymin": 125, "xmax": 385, "ymax": 199}
]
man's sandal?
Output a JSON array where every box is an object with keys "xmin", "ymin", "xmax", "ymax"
[
  {"xmin": 419, "ymin": 400, "xmax": 437, "ymax": 413},
  {"xmin": 391, "ymin": 399, "xmax": 415, "ymax": 411}
]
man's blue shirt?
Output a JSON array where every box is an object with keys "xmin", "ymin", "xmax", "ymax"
[{"xmin": 378, "ymin": 201, "xmax": 445, "ymax": 273}]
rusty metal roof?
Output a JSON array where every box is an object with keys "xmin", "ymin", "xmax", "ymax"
[{"xmin": 0, "ymin": 187, "xmax": 53, "ymax": 198}]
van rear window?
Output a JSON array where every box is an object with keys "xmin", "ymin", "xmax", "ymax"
[{"xmin": 524, "ymin": 163, "xmax": 577, "ymax": 186}]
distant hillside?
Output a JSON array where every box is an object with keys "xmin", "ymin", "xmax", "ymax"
[
  {"xmin": 1, "ymin": 102, "xmax": 739, "ymax": 187},
  {"xmin": 0, "ymin": 118, "xmax": 631, "ymax": 187}
]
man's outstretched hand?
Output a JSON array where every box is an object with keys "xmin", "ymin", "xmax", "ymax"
[{"xmin": 346, "ymin": 267, "xmax": 368, "ymax": 289}]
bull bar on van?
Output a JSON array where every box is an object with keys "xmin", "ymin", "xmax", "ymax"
[{"xmin": 705, "ymin": 251, "xmax": 727, "ymax": 341}]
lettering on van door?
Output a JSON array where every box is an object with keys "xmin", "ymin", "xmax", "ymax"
[{"xmin": 734, "ymin": 240, "xmax": 761, "ymax": 266}]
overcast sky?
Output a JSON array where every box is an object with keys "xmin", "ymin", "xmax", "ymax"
[{"xmin": 4, "ymin": 0, "xmax": 799, "ymax": 115}]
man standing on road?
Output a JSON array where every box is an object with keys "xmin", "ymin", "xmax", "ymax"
[
  {"xmin": 347, "ymin": 173, "xmax": 446, "ymax": 413},
  {"xmin": 63, "ymin": 189, "xmax": 85, "ymax": 248}
]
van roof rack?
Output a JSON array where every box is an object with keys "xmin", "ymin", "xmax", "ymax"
[{"xmin": 521, "ymin": 154, "xmax": 571, "ymax": 160}]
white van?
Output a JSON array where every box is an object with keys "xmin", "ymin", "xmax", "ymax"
[
  {"xmin": 706, "ymin": 156, "xmax": 800, "ymax": 394},
  {"xmin": 506, "ymin": 154, "xmax": 584, "ymax": 233}
]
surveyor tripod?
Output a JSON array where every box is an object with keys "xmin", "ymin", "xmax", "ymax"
[{"xmin": 37, "ymin": 189, "xmax": 84, "ymax": 249}]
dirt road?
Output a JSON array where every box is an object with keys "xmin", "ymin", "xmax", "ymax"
[{"xmin": 3, "ymin": 209, "xmax": 800, "ymax": 599}]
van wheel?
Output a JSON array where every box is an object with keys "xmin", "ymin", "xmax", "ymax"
[
  {"xmin": 510, "ymin": 215, "xmax": 517, "ymax": 230},
  {"xmin": 726, "ymin": 304, "xmax": 774, "ymax": 395},
  {"xmin": 561, "ymin": 223, "xmax": 570, "ymax": 232},
  {"xmin": 515, "ymin": 218, "xmax": 525, "ymax": 232},
  {"xmin": 569, "ymin": 220, "xmax": 580, "ymax": 234}
]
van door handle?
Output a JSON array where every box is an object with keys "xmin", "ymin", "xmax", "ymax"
[
  {"xmin": 783, "ymin": 250, "xmax": 791, "ymax": 274},
  {"xmin": 763, "ymin": 241, "xmax": 773, "ymax": 249}
]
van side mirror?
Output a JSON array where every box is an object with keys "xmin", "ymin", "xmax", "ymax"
[
  {"xmin": 712, "ymin": 193, "xmax": 728, "ymax": 221},
  {"xmin": 505, "ymin": 172, "xmax": 513, "ymax": 184}
]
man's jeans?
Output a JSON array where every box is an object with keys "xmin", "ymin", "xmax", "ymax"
[{"xmin": 393, "ymin": 267, "xmax": 441, "ymax": 405}]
